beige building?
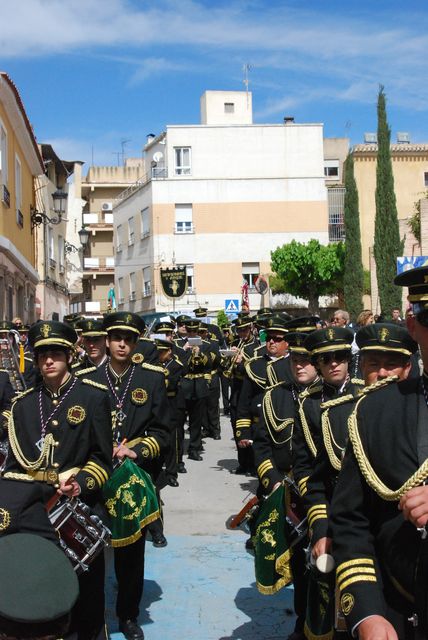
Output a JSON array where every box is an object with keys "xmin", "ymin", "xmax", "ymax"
[
  {"xmin": 77, "ymin": 160, "xmax": 145, "ymax": 316},
  {"xmin": 0, "ymin": 72, "xmax": 42, "ymax": 322},
  {"xmin": 112, "ymin": 90, "xmax": 329, "ymax": 315}
]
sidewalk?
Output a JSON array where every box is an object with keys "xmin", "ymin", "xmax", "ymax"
[{"xmin": 107, "ymin": 415, "xmax": 296, "ymax": 639}]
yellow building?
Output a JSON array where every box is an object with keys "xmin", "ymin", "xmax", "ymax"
[{"xmin": 0, "ymin": 73, "xmax": 42, "ymax": 322}]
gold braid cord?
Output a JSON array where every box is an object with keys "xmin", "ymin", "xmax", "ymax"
[
  {"xmin": 348, "ymin": 396, "xmax": 428, "ymax": 501},
  {"xmin": 321, "ymin": 409, "xmax": 342, "ymax": 472},
  {"xmin": 298, "ymin": 399, "xmax": 317, "ymax": 458},
  {"xmin": 245, "ymin": 358, "xmax": 266, "ymax": 388},
  {"xmin": 262, "ymin": 389, "xmax": 294, "ymax": 446},
  {"xmin": 8, "ymin": 411, "xmax": 56, "ymax": 471}
]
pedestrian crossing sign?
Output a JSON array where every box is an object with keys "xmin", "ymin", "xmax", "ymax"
[{"xmin": 225, "ymin": 299, "xmax": 240, "ymax": 314}]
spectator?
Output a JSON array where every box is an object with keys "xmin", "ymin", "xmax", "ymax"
[
  {"xmin": 356, "ymin": 309, "xmax": 374, "ymax": 327},
  {"xmin": 332, "ymin": 309, "xmax": 350, "ymax": 327}
]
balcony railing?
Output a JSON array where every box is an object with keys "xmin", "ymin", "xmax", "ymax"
[
  {"xmin": 83, "ymin": 212, "xmax": 113, "ymax": 226},
  {"xmin": 83, "ymin": 256, "xmax": 115, "ymax": 271}
]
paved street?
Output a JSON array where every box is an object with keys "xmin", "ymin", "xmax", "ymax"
[{"xmin": 107, "ymin": 413, "xmax": 296, "ymax": 639}]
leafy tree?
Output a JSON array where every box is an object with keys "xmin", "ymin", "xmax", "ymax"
[
  {"xmin": 373, "ymin": 86, "xmax": 403, "ymax": 316},
  {"xmin": 270, "ymin": 239, "xmax": 344, "ymax": 313},
  {"xmin": 216, "ymin": 309, "xmax": 229, "ymax": 327},
  {"xmin": 408, "ymin": 190, "xmax": 428, "ymax": 244},
  {"xmin": 343, "ymin": 153, "xmax": 364, "ymax": 320}
]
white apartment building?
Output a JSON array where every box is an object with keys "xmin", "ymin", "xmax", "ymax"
[{"xmin": 112, "ymin": 90, "xmax": 328, "ymax": 314}]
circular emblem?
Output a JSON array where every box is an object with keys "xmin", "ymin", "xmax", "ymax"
[
  {"xmin": 262, "ymin": 478, "xmax": 269, "ymax": 489},
  {"xmin": 131, "ymin": 388, "xmax": 148, "ymax": 405},
  {"xmin": 47, "ymin": 470, "xmax": 58, "ymax": 483},
  {"xmin": 142, "ymin": 447, "xmax": 150, "ymax": 458},
  {"xmin": 132, "ymin": 353, "xmax": 144, "ymax": 364},
  {"xmin": 67, "ymin": 405, "xmax": 86, "ymax": 425},
  {"xmin": 0, "ymin": 508, "xmax": 11, "ymax": 531},
  {"xmin": 340, "ymin": 592, "xmax": 355, "ymax": 616},
  {"xmin": 86, "ymin": 477, "xmax": 96, "ymax": 489},
  {"xmin": 236, "ymin": 430, "xmax": 241, "ymax": 438}
]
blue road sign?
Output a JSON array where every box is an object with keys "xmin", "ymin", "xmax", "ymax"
[{"xmin": 225, "ymin": 299, "xmax": 240, "ymax": 314}]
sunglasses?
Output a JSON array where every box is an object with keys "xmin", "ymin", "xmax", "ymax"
[
  {"xmin": 318, "ymin": 350, "xmax": 349, "ymax": 365},
  {"xmin": 266, "ymin": 335, "xmax": 287, "ymax": 343}
]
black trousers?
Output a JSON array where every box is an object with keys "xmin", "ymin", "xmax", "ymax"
[
  {"xmin": 203, "ymin": 374, "xmax": 221, "ymax": 437},
  {"xmin": 220, "ymin": 374, "xmax": 230, "ymax": 413},
  {"xmin": 69, "ymin": 552, "xmax": 106, "ymax": 640},
  {"xmin": 114, "ymin": 531, "xmax": 147, "ymax": 620}
]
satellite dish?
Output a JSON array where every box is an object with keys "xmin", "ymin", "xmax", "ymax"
[{"xmin": 153, "ymin": 151, "xmax": 164, "ymax": 163}]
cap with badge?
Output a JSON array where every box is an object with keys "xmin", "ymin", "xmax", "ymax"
[
  {"xmin": 154, "ymin": 337, "xmax": 173, "ymax": 351},
  {"xmin": 77, "ymin": 318, "xmax": 107, "ymax": 337},
  {"xmin": 233, "ymin": 315, "xmax": 254, "ymax": 329},
  {"xmin": 193, "ymin": 307, "xmax": 208, "ymax": 318},
  {"xmin": 0, "ymin": 533, "xmax": 78, "ymax": 636},
  {"xmin": 0, "ymin": 321, "xmax": 13, "ymax": 334},
  {"xmin": 154, "ymin": 321, "xmax": 175, "ymax": 334},
  {"xmin": 395, "ymin": 265, "xmax": 428, "ymax": 319},
  {"xmin": 262, "ymin": 314, "xmax": 289, "ymax": 334},
  {"xmin": 287, "ymin": 332, "xmax": 311, "ymax": 355},
  {"xmin": 184, "ymin": 318, "xmax": 200, "ymax": 331},
  {"xmin": 286, "ymin": 316, "xmax": 320, "ymax": 333},
  {"xmin": 102, "ymin": 312, "xmax": 145, "ymax": 336},
  {"xmin": 28, "ymin": 320, "xmax": 77, "ymax": 350},
  {"xmin": 175, "ymin": 314, "xmax": 191, "ymax": 326},
  {"xmin": 304, "ymin": 326, "xmax": 354, "ymax": 356},
  {"xmin": 356, "ymin": 322, "xmax": 417, "ymax": 356}
]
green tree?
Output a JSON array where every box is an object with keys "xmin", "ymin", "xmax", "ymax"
[
  {"xmin": 343, "ymin": 153, "xmax": 364, "ymax": 320},
  {"xmin": 216, "ymin": 309, "xmax": 229, "ymax": 327},
  {"xmin": 373, "ymin": 86, "xmax": 403, "ymax": 316},
  {"xmin": 270, "ymin": 239, "xmax": 344, "ymax": 314}
]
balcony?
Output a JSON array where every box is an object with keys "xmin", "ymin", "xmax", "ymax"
[
  {"xmin": 83, "ymin": 256, "xmax": 115, "ymax": 273},
  {"xmin": 83, "ymin": 212, "xmax": 113, "ymax": 228}
]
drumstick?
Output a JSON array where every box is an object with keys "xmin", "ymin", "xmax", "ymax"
[{"xmin": 45, "ymin": 473, "xmax": 76, "ymax": 513}]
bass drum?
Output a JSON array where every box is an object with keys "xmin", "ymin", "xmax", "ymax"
[{"xmin": 48, "ymin": 497, "xmax": 111, "ymax": 573}]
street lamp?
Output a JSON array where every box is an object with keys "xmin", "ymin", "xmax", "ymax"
[
  {"xmin": 52, "ymin": 189, "xmax": 68, "ymax": 216},
  {"xmin": 64, "ymin": 228, "xmax": 90, "ymax": 254}
]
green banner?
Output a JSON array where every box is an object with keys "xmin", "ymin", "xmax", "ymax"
[
  {"xmin": 160, "ymin": 267, "xmax": 187, "ymax": 299},
  {"xmin": 103, "ymin": 458, "xmax": 159, "ymax": 547},
  {"xmin": 253, "ymin": 484, "xmax": 293, "ymax": 594}
]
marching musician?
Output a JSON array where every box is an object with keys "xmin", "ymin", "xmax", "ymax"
[
  {"xmin": 252, "ymin": 329, "xmax": 319, "ymax": 640},
  {"xmin": 229, "ymin": 314, "xmax": 259, "ymax": 474},
  {"xmin": 72, "ymin": 318, "xmax": 108, "ymax": 373},
  {"xmin": 330, "ymin": 267, "xmax": 428, "ymax": 640},
  {"xmin": 220, "ymin": 322, "xmax": 233, "ymax": 416},
  {"xmin": 199, "ymin": 321, "xmax": 222, "ymax": 441},
  {"xmin": 2, "ymin": 320, "xmax": 113, "ymax": 640},
  {"xmin": 88, "ymin": 311, "xmax": 171, "ymax": 640}
]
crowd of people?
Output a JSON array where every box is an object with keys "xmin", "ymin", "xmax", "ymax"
[{"xmin": 0, "ymin": 277, "xmax": 426, "ymax": 639}]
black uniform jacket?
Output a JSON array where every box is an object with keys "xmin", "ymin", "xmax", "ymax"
[
  {"xmin": 266, "ymin": 355, "xmax": 294, "ymax": 387},
  {"xmin": 331, "ymin": 376, "xmax": 428, "ymax": 632},
  {"xmin": 4, "ymin": 375, "xmax": 113, "ymax": 503},
  {"xmin": 88, "ymin": 361, "xmax": 171, "ymax": 469},
  {"xmin": 180, "ymin": 339, "xmax": 220, "ymax": 400},
  {"xmin": 235, "ymin": 355, "xmax": 270, "ymax": 444}
]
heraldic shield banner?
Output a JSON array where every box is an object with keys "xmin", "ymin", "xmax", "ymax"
[{"xmin": 160, "ymin": 266, "xmax": 187, "ymax": 299}]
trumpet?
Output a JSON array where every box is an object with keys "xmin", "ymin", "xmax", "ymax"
[{"xmin": 223, "ymin": 339, "xmax": 245, "ymax": 379}]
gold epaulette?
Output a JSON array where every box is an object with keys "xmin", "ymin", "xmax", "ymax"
[
  {"xmin": 320, "ymin": 394, "xmax": 355, "ymax": 410},
  {"xmin": 244, "ymin": 357, "xmax": 266, "ymax": 387},
  {"xmin": 299, "ymin": 384, "xmax": 322, "ymax": 400},
  {"xmin": 13, "ymin": 387, "xmax": 34, "ymax": 401},
  {"xmin": 174, "ymin": 355, "xmax": 184, "ymax": 367},
  {"xmin": 74, "ymin": 366, "xmax": 97, "ymax": 377},
  {"xmin": 360, "ymin": 375, "xmax": 398, "ymax": 396},
  {"xmin": 142, "ymin": 362, "xmax": 165, "ymax": 374},
  {"xmin": 81, "ymin": 378, "xmax": 108, "ymax": 391}
]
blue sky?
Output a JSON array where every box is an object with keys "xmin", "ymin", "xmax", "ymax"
[{"xmin": 1, "ymin": 0, "xmax": 428, "ymax": 172}]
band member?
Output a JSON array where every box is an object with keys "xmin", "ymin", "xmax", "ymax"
[
  {"xmin": 72, "ymin": 319, "xmax": 108, "ymax": 372},
  {"xmin": 220, "ymin": 322, "xmax": 233, "ymax": 416},
  {"xmin": 331, "ymin": 266, "xmax": 428, "ymax": 640},
  {"xmin": 3, "ymin": 320, "xmax": 113, "ymax": 640},
  {"xmin": 199, "ymin": 322, "xmax": 222, "ymax": 440},
  {"xmin": 89, "ymin": 311, "xmax": 171, "ymax": 640},
  {"xmin": 235, "ymin": 315, "xmax": 289, "ymax": 472},
  {"xmin": 229, "ymin": 315, "xmax": 259, "ymax": 474}
]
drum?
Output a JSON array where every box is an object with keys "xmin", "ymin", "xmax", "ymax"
[
  {"xmin": 48, "ymin": 497, "xmax": 111, "ymax": 573},
  {"xmin": 284, "ymin": 476, "xmax": 308, "ymax": 548}
]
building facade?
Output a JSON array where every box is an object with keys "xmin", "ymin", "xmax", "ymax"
[
  {"xmin": 0, "ymin": 72, "xmax": 42, "ymax": 323},
  {"xmin": 113, "ymin": 90, "xmax": 329, "ymax": 315}
]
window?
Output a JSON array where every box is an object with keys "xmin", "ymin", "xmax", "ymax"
[
  {"xmin": 174, "ymin": 147, "xmax": 191, "ymax": 176},
  {"xmin": 424, "ymin": 172, "xmax": 428, "ymax": 188},
  {"xmin": 116, "ymin": 225, "xmax": 122, "ymax": 252},
  {"xmin": 327, "ymin": 187, "xmax": 346, "ymax": 242},
  {"xmin": 186, "ymin": 264, "xmax": 194, "ymax": 293},
  {"xmin": 15, "ymin": 155, "xmax": 22, "ymax": 225},
  {"xmin": 143, "ymin": 267, "xmax": 151, "ymax": 297},
  {"xmin": 224, "ymin": 102, "xmax": 235, "ymax": 113},
  {"xmin": 0, "ymin": 121, "xmax": 8, "ymax": 186},
  {"xmin": 324, "ymin": 160, "xmax": 339, "ymax": 179},
  {"xmin": 58, "ymin": 236, "xmax": 65, "ymax": 273},
  {"xmin": 141, "ymin": 207, "xmax": 150, "ymax": 238},
  {"xmin": 118, "ymin": 277, "xmax": 124, "ymax": 304},
  {"xmin": 128, "ymin": 217, "xmax": 135, "ymax": 246},
  {"xmin": 175, "ymin": 204, "xmax": 193, "ymax": 233},
  {"xmin": 48, "ymin": 227, "xmax": 55, "ymax": 266},
  {"xmin": 129, "ymin": 272, "xmax": 136, "ymax": 301},
  {"xmin": 242, "ymin": 262, "xmax": 259, "ymax": 290}
]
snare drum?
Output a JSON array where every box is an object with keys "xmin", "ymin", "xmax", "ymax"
[{"xmin": 48, "ymin": 497, "xmax": 111, "ymax": 573}]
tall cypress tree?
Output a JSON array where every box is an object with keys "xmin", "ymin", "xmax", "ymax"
[
  {"xmin": 343, "ymin": 153, "xmax": 364, "ymax": 320},
  {"xmin": 373, "ymin": 86, "xmax": 403, "ymax": 316}
]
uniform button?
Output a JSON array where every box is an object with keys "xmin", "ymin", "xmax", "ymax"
[
  {"xmin": 114, "ymin": 386, "xmax": 120, "ymax": 392},
  {"xmin": 51, "ymin": 420, "xmax": 59, "ymax": 427},
  {"xmin": 53, "ymin": 462, "xmax": 59, "ymax": 468},
  {"xmin": 52, "ymin": 399, "xmax": 59, "ymax": 406},
  {"xmin": 55, "ymin": 441, "xmax": 60, "ymax": 447}
]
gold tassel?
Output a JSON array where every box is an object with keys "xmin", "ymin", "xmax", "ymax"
[{"xmin": 19, "ymin": 344, "xmax": 25, "ymax": 373}]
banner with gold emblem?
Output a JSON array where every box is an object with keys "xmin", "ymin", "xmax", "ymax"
[{"xmin": 160, "ymin": 267, "xmax": 187, "ymax": 299}]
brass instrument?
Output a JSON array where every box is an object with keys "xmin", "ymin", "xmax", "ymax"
[
  {"xmin": 223, "ymin": 339, "xmax": 244, "ymax": 379},
  {"xmin": 0, "ymin": 336, "xmax": 26, "ymax": 392}
]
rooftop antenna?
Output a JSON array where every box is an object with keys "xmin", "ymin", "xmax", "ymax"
[
  {"xmin": 243, "ymin": 63, "xmax": 252, "ymax": 107},
  {"xmin": 121, "ymin": 138, "xmax": 131, "ymax": 166}
]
